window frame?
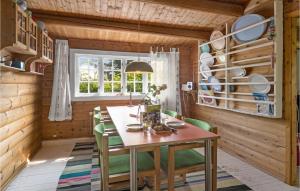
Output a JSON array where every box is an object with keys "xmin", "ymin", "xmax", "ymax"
[{"xmin": 70, "ymin": 49, "xmax": 150, "ymax": 101}]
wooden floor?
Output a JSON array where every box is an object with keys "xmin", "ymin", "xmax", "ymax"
[{"xmin": 4, "ymin": 138, "xmax": 300, "ymax": 191}]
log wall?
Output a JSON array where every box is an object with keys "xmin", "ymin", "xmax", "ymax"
[
  {"xmin": 0, "ymin": 71, "xmax": 42, "ymax": 190},
  {"xmin": 41, "ymin": 39, "xmax": 193, "ymax": 139}
]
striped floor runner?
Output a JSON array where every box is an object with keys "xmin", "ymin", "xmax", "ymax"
[{"xmin": 57, "ymin": 142, "xmax": 252, "ymax": 191}]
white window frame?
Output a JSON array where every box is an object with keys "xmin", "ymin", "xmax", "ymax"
[{"xmin": 70, "ymin": 49, "xmax": 150, "ymax": 101}]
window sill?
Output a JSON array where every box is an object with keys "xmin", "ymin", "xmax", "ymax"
[{"xmin": 71, "ymin": 95, "xmax": 144, "ymax": 102}]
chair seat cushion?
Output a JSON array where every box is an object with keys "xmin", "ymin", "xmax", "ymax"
[
  {"xmin": 104, "ymin": 122, "xmax": 116, "ymax": 129},
  {"xmin": 109, "ymin": 136, "xmax": 123, "ymax": 146},
  {"xmin": 160, "ymin": 146, "xmax": 205, "ymax": 170},
  {"xmin": 109, "ymin": 152, "xmax": 154, "ymax": 175}
]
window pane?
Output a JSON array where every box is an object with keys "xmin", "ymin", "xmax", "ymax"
[
  {"xmin": 80, "ymin": 70, "xmax": 89, "ymax": 81},
  {"xmin": 90, "ymin": 82, "xmax": 98, "ymax": 93},
  {"xmin": 136, "ymin": 83, "xmax": 143, "ymax": 93},
  {"xmin": 103, "ymin": 59, "xmax": 112, "ymax": 70},
  {"xmin": 127, "ymin": 82, "xmax": 134, "ymax": 92},
  {"xmin": 113, "ymin": 60, "xmax": 121, "ymax": 70},
  {"xmin": 104, "ymin": 71, "xmax": 112, "ymax": 81},
  {"xmin": 136, "ymin": 74, "xmax": 143, "ymax": 81},
  {"xmin": 113, "ymin": 82, "xmax": 121, "ymax": 92},
  {"xmin": 79, "ymin": 57, "xmax": 89, "ymax": 69},
  {"xmin": 89, "ymin": 70, "xmax": 98, "ymax": 81},
  {"xmin": 113, "ymin": 71, "xmax": 121, "ymax": 81},
  {"xmin": 127, "ymin": 73, "xmax": 134, "ymax": 81},
  {"xmin": 104, "ymin": 82, "xmax": 112, "ymax": 92},
  {"xmin": 89, "ymin": 58, "xmax": 98, "ymax": 69},
  {"xmin": 79, "ymin": 82, "xmax": 88, "ymax": 93}
]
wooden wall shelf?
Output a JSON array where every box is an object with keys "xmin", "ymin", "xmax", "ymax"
[{"xmin": 197, "ymin": 1, "xmax": 283, "ymax": 118}]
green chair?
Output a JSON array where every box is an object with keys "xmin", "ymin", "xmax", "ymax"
[
  {"xmin": 94, "ymin": 128, "xmax": 161, "ymax": 190},
  {"xmin": 93, "ymin": 106, "xmax": 121, "ymax": 147},
  {"xmin": 184, "ymin": 118, "xmax": 212, "ymax": 131},
  {"xmin": 161, "ymin": 118, "xmax": 214, "ymax": 190},
  {"xmin": 94, "ymin": 123, "xmax": 123, "ymax": 147},
  {"xmin": 163, "ymin": 109, "xmax": 178, "ymax": 118},
  {"xmin": 93, "ymin": 106, "xmax": 116, "ymax": 130}
]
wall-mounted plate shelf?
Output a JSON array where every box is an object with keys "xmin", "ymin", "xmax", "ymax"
[
  {"xmin": 0, "ymin": 64, "xmax": 25, "ymax": 72},
  {"xmin": 197, "ymin": 0, "xmax": 282, "ymax": 118}
]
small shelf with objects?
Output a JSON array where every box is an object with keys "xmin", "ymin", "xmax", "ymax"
[
  {"xmin": 0, "ymin": 0, "xmax": 53, "ymax": 75},
  {"xmin": 197, "ymin": 1, "xmax": 282, "ymax": 118}
]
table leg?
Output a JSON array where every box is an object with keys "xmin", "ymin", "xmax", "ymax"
[
  {"xmin": 205, "ymin": 139, "xmax": 212, "ymax": 191},
  {"xmin": 130, "ymin": 147, "xmax": 137, "ymax": 191}
]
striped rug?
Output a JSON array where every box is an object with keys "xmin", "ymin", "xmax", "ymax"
[{"xmin": 57, "ymin": 142, "xmax": 252, "ymax": 191}]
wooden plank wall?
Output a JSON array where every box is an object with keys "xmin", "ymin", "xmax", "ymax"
[
  {"xmin": 41, "ymin": 39, "xmax": 193, "ymax": 140},
  {"xmin": 0, "ymin": 71, "xmax": 42, "ymax": 190}
]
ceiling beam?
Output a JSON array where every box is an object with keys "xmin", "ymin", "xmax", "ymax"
[
  {"xmin": 33, "ymin": 11, "xmax": 211, "ymax": 40},
  {"xmin": 139, "ymin": 0, "xmax": 244, "ymax": 17}
]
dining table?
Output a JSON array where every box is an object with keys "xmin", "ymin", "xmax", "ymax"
[{"xmin": 107, "ymin": 105, "xmax": 219, "ymax": 191}]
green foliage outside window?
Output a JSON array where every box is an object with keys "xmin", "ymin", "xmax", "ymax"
[{"xmin": 80, "ymin": 82, "xmax": 88, "ymax": 93}]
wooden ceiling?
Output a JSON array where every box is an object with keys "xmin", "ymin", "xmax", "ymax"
[{"xmin": 28, "ymin": 0, "xmax": 250, "ymax": 46}]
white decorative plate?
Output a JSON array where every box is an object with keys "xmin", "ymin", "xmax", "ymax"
[
  {"xmin": 248, "ymin": 74, "xmax": 271, "ymax": 93},
  {"xmin": 216, "ymin": 51, "xmax": 226, "ymax": 64},
  {"xmin": 208, "ymin": 76, "xmax": 222, "ymax": 92},
  {"xmin": 200, "ymin": 64, "xmax": 212, "ymax": 79},
  {"xmin": 230, "ymin": 68, "xmax": 246, "ymax": 77},
  {"xmin": 210, "ymin": 31, "xmax": 225, "ymax": 50},
  {"xmin": 200, "ymin": 52, "xmax": 214, "ymax": 66}
]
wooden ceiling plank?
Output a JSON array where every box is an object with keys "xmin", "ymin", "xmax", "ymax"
[
  {"xmin": 33, "ymin": 11, "xmax": 211, "ymax": 39},
  {"xmin": 138, "ymin": 0, "xmax": 244, "ymax": 17}
]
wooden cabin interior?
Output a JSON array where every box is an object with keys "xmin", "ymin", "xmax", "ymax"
[{"xmin": 0, "ymin": 0, "xmax": 299, "ymax": 191}]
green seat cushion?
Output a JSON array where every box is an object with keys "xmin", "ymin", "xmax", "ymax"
[
  {"xmin": 184, "ymin": 118, "xmax": 211, "ymax": 131},
  {"xmin": 109, "ymin": 152, "xmax": 154, "ymax": 175},
  {"xmin": 163, "ymin": 110, "xmax": 178, "ymax": 118},
  {"xmin": 104, "ymin": 122, "xmax": 116, "ymax": 129},
  {"xmin": 160, "ymin": 146, "xmax": 205, "ymax": 170},
  {"xmin": 109, "ymin": 136, "xmax": 123, "ymax": 146}
]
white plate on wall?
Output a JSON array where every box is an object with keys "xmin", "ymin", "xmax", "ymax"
[
  {"xmin": 230, "ymin": 68, "xmax": 246, "ymax": 77},
  {"xmin": 231, "ymin": 14, "xmax": 267, "ymax": 43},
  {"xmin": 200, "ymin": 64, "xmax": 212, "ymax": 79},
  {"xmin": 210, "ymin": 31, "xmax": 225, "ymax": 50},
  {"xmin": 208, "ymin": 76, "xmax": 222, "ymax": 92},
  {"xmin": 248, "ymin": 74, "xmax": 271, "ymax": 93},
  {"xmin": 200, "ymin": 52, "xmax": 214, "ymax": 66}
]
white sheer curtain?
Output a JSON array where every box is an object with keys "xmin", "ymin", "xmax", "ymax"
[
  {"xmin": 151, "ymin": 49, "xmax": 182, "ymax": 114},
  {"xmin": 48, "ymin": 40, "xmax": 72, "ymax": 121}
]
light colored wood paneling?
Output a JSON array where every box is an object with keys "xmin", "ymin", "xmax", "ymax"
[
  {"xmin": 45, "ymin": 23, "xmax": 197, "ymax": 46},
  {"xmin": 0, "ymin": 71, "xmax": 42, "ymax": 190},
  {"xmin": 27, "ymin": 0, "xmax": 246, "ymax": 29}
]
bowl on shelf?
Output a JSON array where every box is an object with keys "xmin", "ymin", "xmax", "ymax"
[{"xmin": 200, "ymin": 44, "xmax": 210, "ymax": 53}]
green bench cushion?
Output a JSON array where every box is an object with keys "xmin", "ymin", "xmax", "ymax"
[
  {"xmin": 109, "ymin": 152, "xmax": 154, "ymax": 175},
  {"xmin": 160, "ymin": 146, "xmax": 205, "ymax": 169}
]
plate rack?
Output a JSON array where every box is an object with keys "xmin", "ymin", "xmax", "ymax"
[{"xmin": 197, "ymin": 1, "xmax": 283, "ymax": 118}]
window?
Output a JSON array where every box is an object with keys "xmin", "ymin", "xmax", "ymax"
[{"xmin": 70, "ymin": 49, "xmax": 151, "ymax": 100}]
